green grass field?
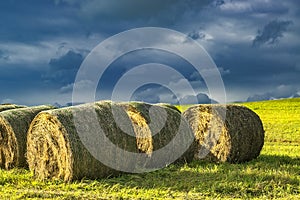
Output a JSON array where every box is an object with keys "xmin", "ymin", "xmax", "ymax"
[{"xmin": 1, "ymin": 98, "xmax": 299, "ymax": 199}]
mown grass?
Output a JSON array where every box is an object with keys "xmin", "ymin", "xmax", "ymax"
[
  {"xmin": 0, "ymin": 98, "xmax": 299, "ymax": 199},
  {"xmin": 243, "ymin": 98, "xmax": 300, "ymax": 144}
]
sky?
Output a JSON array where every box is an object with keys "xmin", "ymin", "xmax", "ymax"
[{"xmin": 0, "ymin": 0, "xmax": 299, "ymax": 106}]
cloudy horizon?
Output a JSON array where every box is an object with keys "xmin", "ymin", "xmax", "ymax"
[{"xmin": 1, "ymin": 0, "xmax": 299, "ymax": 106}]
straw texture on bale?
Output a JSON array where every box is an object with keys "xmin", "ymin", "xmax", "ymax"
[
  {"xmin": 0, "ymin": 105, "xmax": 55, "ymax": 169},
  {"xmin": 27, "ymin": 101, "xmax": 139, "ymax": 181},
  {"xmin": 27, "ymin": 101, "xmax": 194, "ymax": 181},
  {"xmin": 0, "ymin": 104, "xmax": 26, "ymax": 112},
  {"xmin": 118, "ymin": 102, "xmax": 195, "ymax": 165},
  {"xmin": 183, "ymin": 104, "xmax": 264, "ymax": 163}
]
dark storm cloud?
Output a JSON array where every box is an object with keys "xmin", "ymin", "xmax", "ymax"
[
  {"xmin": 0, "ymin": 50, "xmax": 9, "ymax": 61},
  {"xmin": 1, "ymin": 0, "xmax": 300, "ymax": 105},
  {"xmin": 132, "ymin": 90, "xmax": 218, "ymax": 105},
  {"xmin": 0, "ymin": 62, "xmax": 52, "ymax": 105},
  {"xmin": 180, "ymin": 93, "xmax": 217, "ymax": 104},
  {"xmin": 54, "ymin": 0, "xmax": 212, "ymax": 31},
  {"xmin": 49, "ymin": 50, "xmax": 83, "ymax": 70},
  {"xmin": 215, "ymin": 0, "xmax": 225, "ymax": 7},
  {"xmin": 187, "ymin": 30, "xmax": 206, "ymax": 40},
  {"xmin": 56, "ymin": 0, "xmax": 211, "ymax": 18},
  {"xmin": 44, "ymin": 50, "xmax": 85, "ymax": 85},
  {"xmin": 94, "ymin": 48, "xmax": 203, "ymax": 98},
  {"xmin": 2, "ymin": 0, "xmax": 209, "ymax": 44},
  {"xmin": 252, "ymin": 19, "xmax": 293, "ymax": 47},
  {"xmin": 79, "ymin": 0, "xmax": 178, "ymax": 20},
  {"xmin": 132, "ymin": 88, "xmax": 161, "ymax": 104},
  {"xmin": 247, "ymin": 85, "xmax": 300, "ymax": 102},
  {"xmin": 0, "ymin": 1, "xmax": 83, "ymax": 43},
  {"xmin": 214, "ymin": 43, "xmax": 300, "ymax": 89},
  {"xmin": 296, "ymin": 63, "xmax": 300, "ymax": 71},
  {"xmin": 130, "ymin": 85, "xmax": 217, "ymax": 104},
  {"xmin": 216, "ymin": 0, "xmax": 290, "ymax": 15}
]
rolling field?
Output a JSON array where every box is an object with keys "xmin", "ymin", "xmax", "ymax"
[{"xmin": 0, "ymin": 98, "xmax": 299, "ymax": 199}]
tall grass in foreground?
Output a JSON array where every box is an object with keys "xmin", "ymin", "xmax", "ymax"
[{"xmin": 0, "ymin": 98, "xmax": 299, "ymax": 199}]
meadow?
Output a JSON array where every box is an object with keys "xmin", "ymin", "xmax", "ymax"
[{"xmin": 0, "ymin": 98, "xmax": 299, "ymax": 199}]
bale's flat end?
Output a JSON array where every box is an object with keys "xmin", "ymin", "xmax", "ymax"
[{"xmin": 183, "ymin": 104, "xmax": 264, "ymax": 163}]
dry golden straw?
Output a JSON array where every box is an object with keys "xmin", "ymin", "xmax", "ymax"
[
  {"xmin": 0, "ymin": 105, "xmax": 55, "ymax": 169},
  {"xmin": 27, "ymin": 101, "xmax": 138, "ymax": 181},
  {"xmin": 183, "ymin": 104, "xmax": 264, "ymax": 163},
  {"xmin": 118, "ymin": 102, "xmax": 194, "ymax": 165},
  {"xmin": 27, "ymin": 101, "xmax": 194, "ymax": 181}
]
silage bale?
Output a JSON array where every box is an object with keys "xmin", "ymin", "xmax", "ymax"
[
  {"xmin": 182, "ymin": 104, "xmax": 264, "ymax": 163},
  {"xmin": 0, "ymin": 104, "xmax": 26, "ymax": 112},
  {"xmin": 0, "ymin": 105, "xmax": 56, "ymax": 169},
  {"xmin": 27, "ymin": 101, "xmax": 194, "ymax": 181}
]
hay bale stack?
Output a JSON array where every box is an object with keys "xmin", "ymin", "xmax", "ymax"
[
  {"xmin": 27, "ymin": 101, "xmax": 194, "ymax": 181},
  {"xmin": 183, "ymin": 104, "xmax": 264, "ymax": 163},
  {"xmin": 0, "ymin": 104, "xmax": 26, "ymax": 112},
  {"xmin": 0, "ymin": 105, "xmax": 55, "ymax": 169}
]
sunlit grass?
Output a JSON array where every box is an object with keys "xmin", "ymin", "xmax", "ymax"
[
  {"xmin": 243, "ymin": 98, "xmax": 300, "ymax": 143},
  {"xmin": 0, "ymin": 98, "xmax": 299, "ymax": 199}
]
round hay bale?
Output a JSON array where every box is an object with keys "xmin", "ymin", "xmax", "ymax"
[
  {"xmin": 27, "ymin": 101, "xmax": 195, "ymax": 181},
  {"xmin": 182, "ymin": 104, "xmax": 264, "ymax": 163},
  {"xmin": 118, "ymin": 102, "xmax": 195, "ymax": 166},
  {"xmin": 0, "ymin": 104, "xmax": 26, "ymax": 112},
  {"xmin": 26, "ymin": 101, "xmax": 139, "ymax": 181},
  {"xmin": 0, "ymin": 105, "xmax": 55, "ymax": 169}
]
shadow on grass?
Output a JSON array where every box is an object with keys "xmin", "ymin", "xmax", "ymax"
[
  {"xmin": 1, "ymin": 155, "xmax": 299, "ymax": 198},
  {"xmin": 98, "ymin": 154, "xmax": 300, "ymax": 198},
  {"xmin": 0, "ymin": 155, "xmax": 300, "ymax": 199}
]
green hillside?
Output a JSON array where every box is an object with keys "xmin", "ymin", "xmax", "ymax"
[{"xmin": 0, "ymin": 99, "xmax": 299, "ymax": 199}]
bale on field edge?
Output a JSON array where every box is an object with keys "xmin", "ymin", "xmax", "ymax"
[
  {"xmin": 0, "ymin": 105, "xmax": 56, "ymax": 169},
  {"xmin": 0, "ymin": 104, "xmax": 26, "ymax": 112},
  {"xmin": 27, "ymin": 101, "xmax": 195, "ymax": 181},
  {"xmin": 118, "ymin": 102, "xmax": 195, "ymax": 166},
  {"xmin": 183, "ymin": 104, "xmax": 264, "ymax": 163},
  {"xmin": 27, "ymin": 101, "xmax": 139, "ymax": 181}
]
